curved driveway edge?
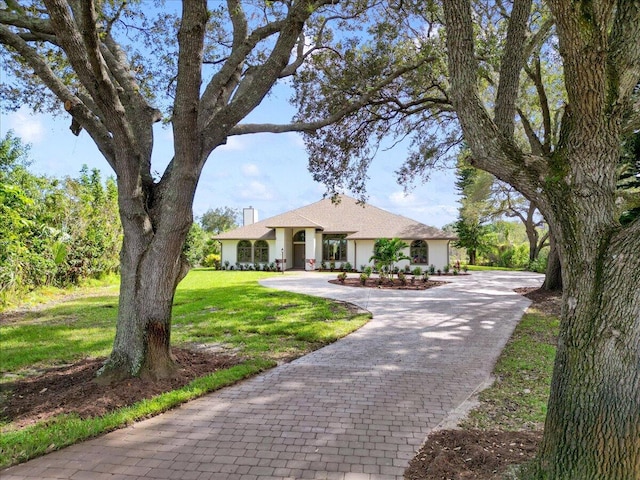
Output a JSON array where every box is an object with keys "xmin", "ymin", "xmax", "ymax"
[{"xmin": 3, "ymin": 271, "xmax": 542, "ymax": 480}]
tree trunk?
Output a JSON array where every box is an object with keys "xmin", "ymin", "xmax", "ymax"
[
  {"xmin": 96, "ymin": 151, "xmax": 196, "ymax": 382},
  {"xmin": 541, "ymin": 233, "xmax": 561, "ymax": 291},
  {"xmin": 468, "ymin": 248, "xmax": 477, "ymax": 265},
  {"xmin": 442, "ymin": 1, "xmax": 640, "ymax": 475},
  {"xmin": 537, "ymin": 219, "xmax": 640, "ymax": 478}
]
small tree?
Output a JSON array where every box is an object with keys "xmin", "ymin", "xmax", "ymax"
[{"xmin": 369, "ymin": 238, "xmax": 410, "ymax": 279}]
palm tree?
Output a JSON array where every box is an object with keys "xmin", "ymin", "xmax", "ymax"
[{"xmin": 369, "ymin": 238, "xmax": 410, "ymax": 279}]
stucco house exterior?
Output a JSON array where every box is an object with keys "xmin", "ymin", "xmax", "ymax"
[{"xmin": 214, "ymin": 195, "xmax": 456, "ymax": 271}]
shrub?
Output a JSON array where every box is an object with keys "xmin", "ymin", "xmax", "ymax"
[
  {"xmin": 398, "ymin": 271, "xmax": 407, "ymax": 286},
  {"xmin": 337, "ymin": 272, "xmax": 347, "ymax": 283},
  {"xmin": 329, "ymin": 261, "xmax": 336, "ymax": 271},
  {"xmin": 412, "ymin": 266, "xmax": 422, "ymax": 276},
  {"xmin": 202, "ymin": 253, "xmax": 221, "ymax": 269},
  {"xmin": 443, "ymin": 264, "xmax": 450, "ymax": 274},
  {"xmin": 343, "ymin": 262, "xmax": 352, "ymax": 272},
  {"xmin": 429, "ymin": 264, "xmax": 436, "ymax": 274},
  {"xmin": 359, "ymin": 273, "xmax": 368, "ymax": 285},
  {"xmin": 422, "ymin": 272, "xmax": 429, "ymax": 282},
  {"xmin": 364, "ymin": 266, "xmax": 373, "ymax": 277}
]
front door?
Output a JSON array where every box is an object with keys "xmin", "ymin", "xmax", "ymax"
[{"xmin": 294, "ymin": 244, "xmax": 305, "ymax": 269}]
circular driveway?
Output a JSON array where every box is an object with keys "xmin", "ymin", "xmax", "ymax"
[{"xmin": 3, "ymin": 270, "xmax": 543, "ymax": 480}]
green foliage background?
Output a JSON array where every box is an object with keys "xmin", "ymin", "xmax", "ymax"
[{"xmin": 0, "ymin": 132, "xmax": 121, "ymax": 305}]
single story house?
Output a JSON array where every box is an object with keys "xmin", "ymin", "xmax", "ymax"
[{"xmin": 214, "ymin": 195, "xmax": 456, "ymax": 271}]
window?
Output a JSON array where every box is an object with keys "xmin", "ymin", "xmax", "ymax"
[
  {"xmin": 254, "ymin": 240, "xmax": 269, "ymax": 263},
  {"xmin": 293, "ymin": 230, "xmax": 305, "ymax": 242},
  {"xmin": 237, "ymin": 240, "xmax": 252, "ymax": 263},
  {"xmin": 323, "ymin": 234, "xmax": 347, "ymax": 261},
  {"xmin": 410, "ymin": 240, "xmax": 428, "ymax": 264}
]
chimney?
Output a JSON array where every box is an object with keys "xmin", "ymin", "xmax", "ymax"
[{"xmin": 243, "ymin": 206, "xmax": 258, "ymax": 226}]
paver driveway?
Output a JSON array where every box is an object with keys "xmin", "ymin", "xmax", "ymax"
[{"xmin": 2, "ymin": 270, "xmax": 542, "ymax": 480}]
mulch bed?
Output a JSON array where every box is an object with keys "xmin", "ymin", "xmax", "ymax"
[
  {"xmin": 405, "ymin": 430, "xmax": 543, "ymax": 480},
  {"xmin": 0, "ymin": 349, "xmax": 240, "ymax": 429},
  {"xmin": 515, "ymin": 286, "xmax": 562, "ymax": 317},
  {"xmin": 328, "ymin": 277, "xmax": 449, "ymax": 290}
]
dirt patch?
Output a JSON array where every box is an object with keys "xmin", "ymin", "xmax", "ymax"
[
  {"xmin": 0, "ymin": 348, "xmax": 241, "ymax": 429},
  {"xmin": 405, "ymin": 430, "xmax": 542, "ymax": 480},
  {"xmin": 514, "ymin": 287, "xmax": 562, "ymax": 317},
  {"xmin": 329, "ymin": 277, "xmax": 448, "ymax": 290}
]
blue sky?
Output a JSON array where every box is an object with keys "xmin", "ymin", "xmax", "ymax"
[{"xmin": 0, "ymin": 84, "xmax": 460, "ymax": 229}]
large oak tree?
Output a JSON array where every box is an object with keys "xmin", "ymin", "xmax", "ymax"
[
  {"xmin": 444, "ymin": 0, "xmax": 640, "ymax": 477},
  {"xmin": 0, "ymin": 0, "xmax": 424, "ymax": 381}
]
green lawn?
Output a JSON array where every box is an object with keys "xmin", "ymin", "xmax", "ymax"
[
  {"xmin": 0, "ymin": 270, "xmax": 370, "ymax": 467},
  {"xmin": 460, "ymin": 309, "xmax": 559, "ymax": 431}
]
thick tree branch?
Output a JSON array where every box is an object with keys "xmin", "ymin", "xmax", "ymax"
[
  {"xmin": 0, "ymin": 23, "xmax": 115, "ymax": 167},
  {"xmin": 609, "ymin": 1, "xmax": 640, "ymax": 107},
  {"xmin": 279, "ymin": 32, "xmax": 307, "ymax": 78},
  {"xmin": 521, "ymin": 17, "xmax": 553, "ymax": 64},
  {"xmin": 229, "ymin": 61, "xmax": 435, "ymax": 135},
  {"xmin": 101, "ymin": 34, "xmax": 162, "ymax": 124},
  {"xmin": 517, "ymin": 107, "xmax": 545, "ymax": 155},
  {"xmin": 524, "ymin": 56, "xmax": 552, "ymax": 153},
  {"xmin": 17, "ymin": 31, "xmax": 58, "ymax": 43},
  {"xmin": 494, "ymin": 0, "xmax": 532, "ymax": 139},
  {"xmin": 199, "ymin": 3, "xmax": 287, "ymax": 127},
  {"xmin": 171, "ymin": 0, "xmax": 208, "ymax": 173},
  {"xmin": 42, "ymin": 0, "xmax": 98, "ymax": 101},
  {"xmin": 0, "ymin": 8, "xmax": 55, "ymax": 35},
  {"xmin": 79, "ymin": 2, "xmax": 125, "ymax": 122},
  {"xmin": 443, "ymin": 0, "xmax": 547, "ymax": 206},
  {"xmin": 203, "ymin": 0, "xmax": 335, "ymax": 151}
]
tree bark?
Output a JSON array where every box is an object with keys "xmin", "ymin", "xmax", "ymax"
[
  {"xmin": 96, "ymin": 149, "xmax": 196, "ymax": 382},
  {"xmin": 538, "ymin": 217, "xmax": 640, "ymax": 478},
  {"xmin": 541, "ymin": 233, "xmax": 561, "ymax": 291},
  {"xmin": 443, "ymin": 0, "xmax": 640, "ymax": 476}
]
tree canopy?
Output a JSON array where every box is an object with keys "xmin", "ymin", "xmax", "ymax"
[{"xmin": 0, "ymin": 0, "xmax": 428, "ymax": 381}]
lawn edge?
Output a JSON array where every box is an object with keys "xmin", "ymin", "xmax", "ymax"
[{"xmin": 0, "ymin": 359, "xmax": 275, "ymax": 469}]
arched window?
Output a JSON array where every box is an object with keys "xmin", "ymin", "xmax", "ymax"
[
  {"xmin": 237, "ymin": 240, "xmax": 252, "ymax": 263},
  {"xmin": 410, "ymin": 240, "xmax": 428, "ymax": 264},
  {"xmin": 293, "ymin": 230, "xmax": 305, "ymax": 242},
  {"xmin": 254, "ymin": 240, "xmax": 269, "ymax": 263}
]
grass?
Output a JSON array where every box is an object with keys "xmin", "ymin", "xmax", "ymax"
[
  {"xmin": 460, "ymin": 308, "xmax": 559, "ymax": 431},
  {"xmin": 0, "ymin": 269, "xmax": 371, "ymax": 467},
  {"xmin": 0, "ymin": 273, "xmax": 120, "ymax": 313}
]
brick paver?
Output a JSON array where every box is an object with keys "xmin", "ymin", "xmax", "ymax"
[{"xmin": 2, "ymin": 271, "xmax": 542, "ymax": 479}]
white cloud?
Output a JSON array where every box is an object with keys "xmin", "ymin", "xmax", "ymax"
[
  {"xmin": 241, "ymin": 163, "xmax": 261, "ymax": 177},
  {"xmin": 238, "ymin": 180, "xmax": 275, "ymax": 201},
  {"xmin": 389, "ymin": 191, "xmax": 417, "ymax": 206},
  {"xmin": 5, "ymin": 108, "xmax": 45, "ymax": 143}
]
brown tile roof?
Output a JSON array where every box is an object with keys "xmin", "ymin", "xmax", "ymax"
[{"xmin": 214, "ymin": 195, "xmax": 456, "ymax": 240}]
